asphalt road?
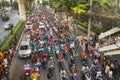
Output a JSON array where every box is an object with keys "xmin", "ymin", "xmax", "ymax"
[
  {"xmin": 8, "ymin": 4, "xmax": 117, "ymax": 80},
  {"xmin": 0, "ymin": 11, "xmax": 20, "ymax": 41},
  {"xmin": 8, "ymin": 19, "xmax": 93, "ymax": 80}
]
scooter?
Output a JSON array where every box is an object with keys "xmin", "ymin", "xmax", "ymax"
[
  {"xmin": 71, "ymin": 73, "xmax": 78, "ymax": 80},
  {"xmin": 24, "ymin": 70, "xmax": 31, "ymax": 80},
  {"xmin": 58, "ymin": 59, "xmax": 63, "ymax": 67},
  {"xmin": 63, "ymin": 50, "xmax": 68, "ymax": 58},
  {"xmin": 84, "ymin": 71, "xmax": 92, "ymax": 80},
  {"xmin": 4, "ymin": 66, "xmax": 9, "ymax": 80},
  {"xmin": 41, "ymin": 58, "xmax": 47, "ymax": 68}
]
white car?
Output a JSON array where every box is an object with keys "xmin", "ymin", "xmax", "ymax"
[
  {"xmin": 39, "ymin": 22, "xmax": 45, "ymax": 28},
  {"xmin": 4, "ymin": 23, "xmax": 13, "ymax": 30},
  {"xmin": 18, "ymin": 41, "xmax": 31, "ymax": 58},
  {"xmin": 25, "ymin": 22, "xmax": 33, "ymax": 30}
]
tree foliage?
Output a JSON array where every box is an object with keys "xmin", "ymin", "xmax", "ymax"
[
  {"xmin": 12, "ymin": 1, "xmax": 18, "ymax": 10},
  {"xmin": 24, "ymin": 0, "xmax": 34, "ymax": 11},
  {"xmin": 0, "ymin": 0, "xmax": 10, "ymax": 9}
]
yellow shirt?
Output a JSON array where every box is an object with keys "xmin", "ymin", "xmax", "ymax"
[
  {"xmin": 31, "ymin": 73, "xmax": 40, "ymax": 79},
  {"xmin": 105, "ymin": 65, "xmax": 110, "ymax": 74},
  {"xmin": 0, "ymin": 51, "xmax": 3, "ymax": 59}
]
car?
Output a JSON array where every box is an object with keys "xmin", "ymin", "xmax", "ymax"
[
  {"xmin": 39, "ymin": 22, "xmax": 45, "ymax": 28},
  {"xmin": 18, "ymin": 41, "xmax": 32, "ymax": 58},
  {"xmin": 4, "ymin": 23, "xmax": 13, "ymax": 30},
  {"xmin": 2, "ymin": 16, "xmax": 9, "ymax": 21},
  {"xmin": 25, "ymin": 22, "xmax": 33, "ymax": 30}
]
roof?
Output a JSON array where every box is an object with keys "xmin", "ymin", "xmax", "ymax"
[
  {"xmin": 21, "ymin": 41, "xmax": 29, "ymax": 45},
  {"xmin": 104, "ymin": 50, "xmax": 120, "ymax": 56},
  {"xmin": 99, "ymin": 27, "xmax": 120, "ymax": 39},
  {"xmin": 98, "ymin": 42, "xmax": 120, "ymax": 52}
]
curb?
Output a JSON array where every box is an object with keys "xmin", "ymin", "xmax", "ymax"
[{"xmin": 13, "ymin": 27, "xmax": 25, "ymax": 59}]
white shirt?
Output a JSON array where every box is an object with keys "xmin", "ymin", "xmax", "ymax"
[
  {"xmin": 96, "ymin": 71, "xmax": 102, "ymax": 78},
  {"xmin": 108, "ymin": 70, "xmax": 113, "ymax": 78},
  {"xmin": 60, "ymin": 70, "xmax": 66, "ymax": 78},
  {"xmin": 4, "ymin": 59, "xmax": 8, "ymax": 65},
  {"xmin": 82, "ymin": 66, "xmax": 89, "ymax": 73}
]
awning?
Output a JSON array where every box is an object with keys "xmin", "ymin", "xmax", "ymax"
[
  {"xmin": 98, "ymin": 42, "xmax": 120, "ymax": 52},
  {"xmin": 104, "ymin": 50, "xmax": 120, "ymax": 56},
  {"xmin": 99, "ymin": 27, "xmax": 120, "ymax": 39}
]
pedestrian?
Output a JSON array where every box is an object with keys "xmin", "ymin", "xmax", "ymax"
[
  {"xmin": 9, "ymin": 47, "xmax": 15, "ymax": 61},
  {"xmin": 13, "ymin": 36, "xmax": 17, "ymax": 46},
  {"xmin": 108, "ymin": 69, "xmax": 113, "ymax": 80}
]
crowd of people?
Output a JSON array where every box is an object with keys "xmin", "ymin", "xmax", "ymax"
[
  {"xmin": 0, "ymin": 4, "xmax": 120, "ymax": 80},
  {"xmin": 0, "ymin": 47, "xmax": 15, "ymax": 80}
]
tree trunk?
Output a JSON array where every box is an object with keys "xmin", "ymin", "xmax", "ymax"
[
  {"xmin": 114, "ymin": 0, "xmax": 118, "ymax": 13},
  {"xmin": 88, "ymin": 0, "xmax": 92, "ymax": 40},
  {"xmin": 88, "ymin": 17, "xmax": 91, "ymax": 40}
]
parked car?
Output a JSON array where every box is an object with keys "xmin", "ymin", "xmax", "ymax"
[
  {"xmin": 4, "ymin": 23, "xmax": 13, "ymax": 30},
  {"xmin": 18, "ymin": 41, "xmax": 31, "ymax": 58},
  {"xmin": 2, "ymin": 16, "xmax": 9, "ymax": 21}
]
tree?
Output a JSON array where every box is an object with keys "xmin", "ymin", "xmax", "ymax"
[
  {"xmin": 24, "ymin": 0, "xmax": 34, "ymax": 11},
  {"xmin": 12, "ymin": 1, "xmax": 18, "ymax": 10},
  {"xmin": 0, "ymin": 0, "xmax": 10, "ymax": 9}
]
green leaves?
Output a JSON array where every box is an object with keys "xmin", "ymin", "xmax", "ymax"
[
  {"xmin": 0, "ymin": 0, "xmax": 10, "ymax": 9},
  {"xmin": 93, "ymin": 0, "xmax": 111, "ymax": 12},
  {"xmin": 72, "ymin": 0, "xmax": 89, "ymax": 14},
  {"xmin": 72, "ymin": 7, "xmax": 86, "ymax": 13}
]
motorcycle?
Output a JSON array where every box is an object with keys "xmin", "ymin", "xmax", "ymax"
[
  {"xmin": 34, "ymin": 62, "xmax": 41, "ymax": 69},
  {"xmin": 63, "ymin": 50, "xmax": 68, "ymax": 58},
  {"xmin": 84, "ymin": 71, "xmax": 92, "ymax": 80},
  {"xmin": 24, "ymin": 70, "xmax": 31, "ymax": 80},
  {"xmin": 71, "ymin": 73, "xmax": 78, "ymax": 80},
  {"xmin": 58, "ymin": 59, "xmax": 63, "ymax": 65},
  {"xmin": 81, "ymin": 55, "xmax": 87, "ymax": 63},
  {"xmin": 95, "ymin": 71, "xmax": 103, "ymax": 80},
  {"xmin": 4, "ymin": 66, "xmax": 9, "ymax": 80},
  {"xmin": 48, "ymin": 60, "xmax": 55, "ymax": 71},
  {"xmin": 41, "ymin": 58, "xmax": 47, "ymax": 68},
  {"xmin": 60, "ymin": 77, "xmax": 67, "ymax": 80},
  {"xmin": 24, "ymin": 66, "xmax": 31, "ymax": 80}
]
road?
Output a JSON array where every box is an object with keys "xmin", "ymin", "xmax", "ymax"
[
  {"xmin": 8, "ymin": 4, "xmax": 120, "ymax": 80},
  {"xmin": 0, "ymin": 11, "xmax": 20, "ymax": 41}
]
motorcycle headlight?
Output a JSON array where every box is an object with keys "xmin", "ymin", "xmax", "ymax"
[
  {"xmin": 25, "ymin": 73, "xmax": 29, "ymax": 75},
  {"xmin": 60, "ymin": 60, "xmax": 63, "ymax": 62}
]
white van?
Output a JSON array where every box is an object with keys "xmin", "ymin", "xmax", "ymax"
[{"xmin": 18, "ymin": 41, "xmax": 31, "ymax": 58}]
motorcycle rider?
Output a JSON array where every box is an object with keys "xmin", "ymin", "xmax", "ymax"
[
  {"xmin": 82, "ymin": 64, "xmax": 90, "ymax": 74},
  {"xmin": 81, "ymin": 64, "xmax": 90, "ymax": 80},
  {"xmin": 4, "ymin": 64, "xmax": 9, "ymax": 79},
  {"xmin": 95, "ymin": 69, "xmax": 102, "ymax": 80},
  {"xmin": 47, "ymin": 71, "xmax": 53, "ymax": 80},
  {"xmin": 60, "ymin": 68, "xmax": 67, "ymax": 80},
  {"xmin": 31, "ymin": 69, "xmax": 40, "ymax": 80},
  {"xmin": 80, "ymin": 51, "xmax": 87, "ymax": 61},
  {"xmin": 24, "ymin": 60, "xmax": 30, "ymax": 70},
  {"xmin": 70, "ymin": 56, "xmax": 75, "ymax": 64}
]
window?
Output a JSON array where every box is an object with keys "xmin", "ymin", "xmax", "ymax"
[{"xmin": 20, "ymin": 45, "xmax": 29, "ymax": 50}]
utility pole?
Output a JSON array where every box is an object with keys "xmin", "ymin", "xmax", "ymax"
[
  {"xmin": 10, "ymin": 0, "xmax": 13, "ymax": 11},
  {"xmin": 87, "ymin": 0, "xmax": 92, "ymax": 41}
]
